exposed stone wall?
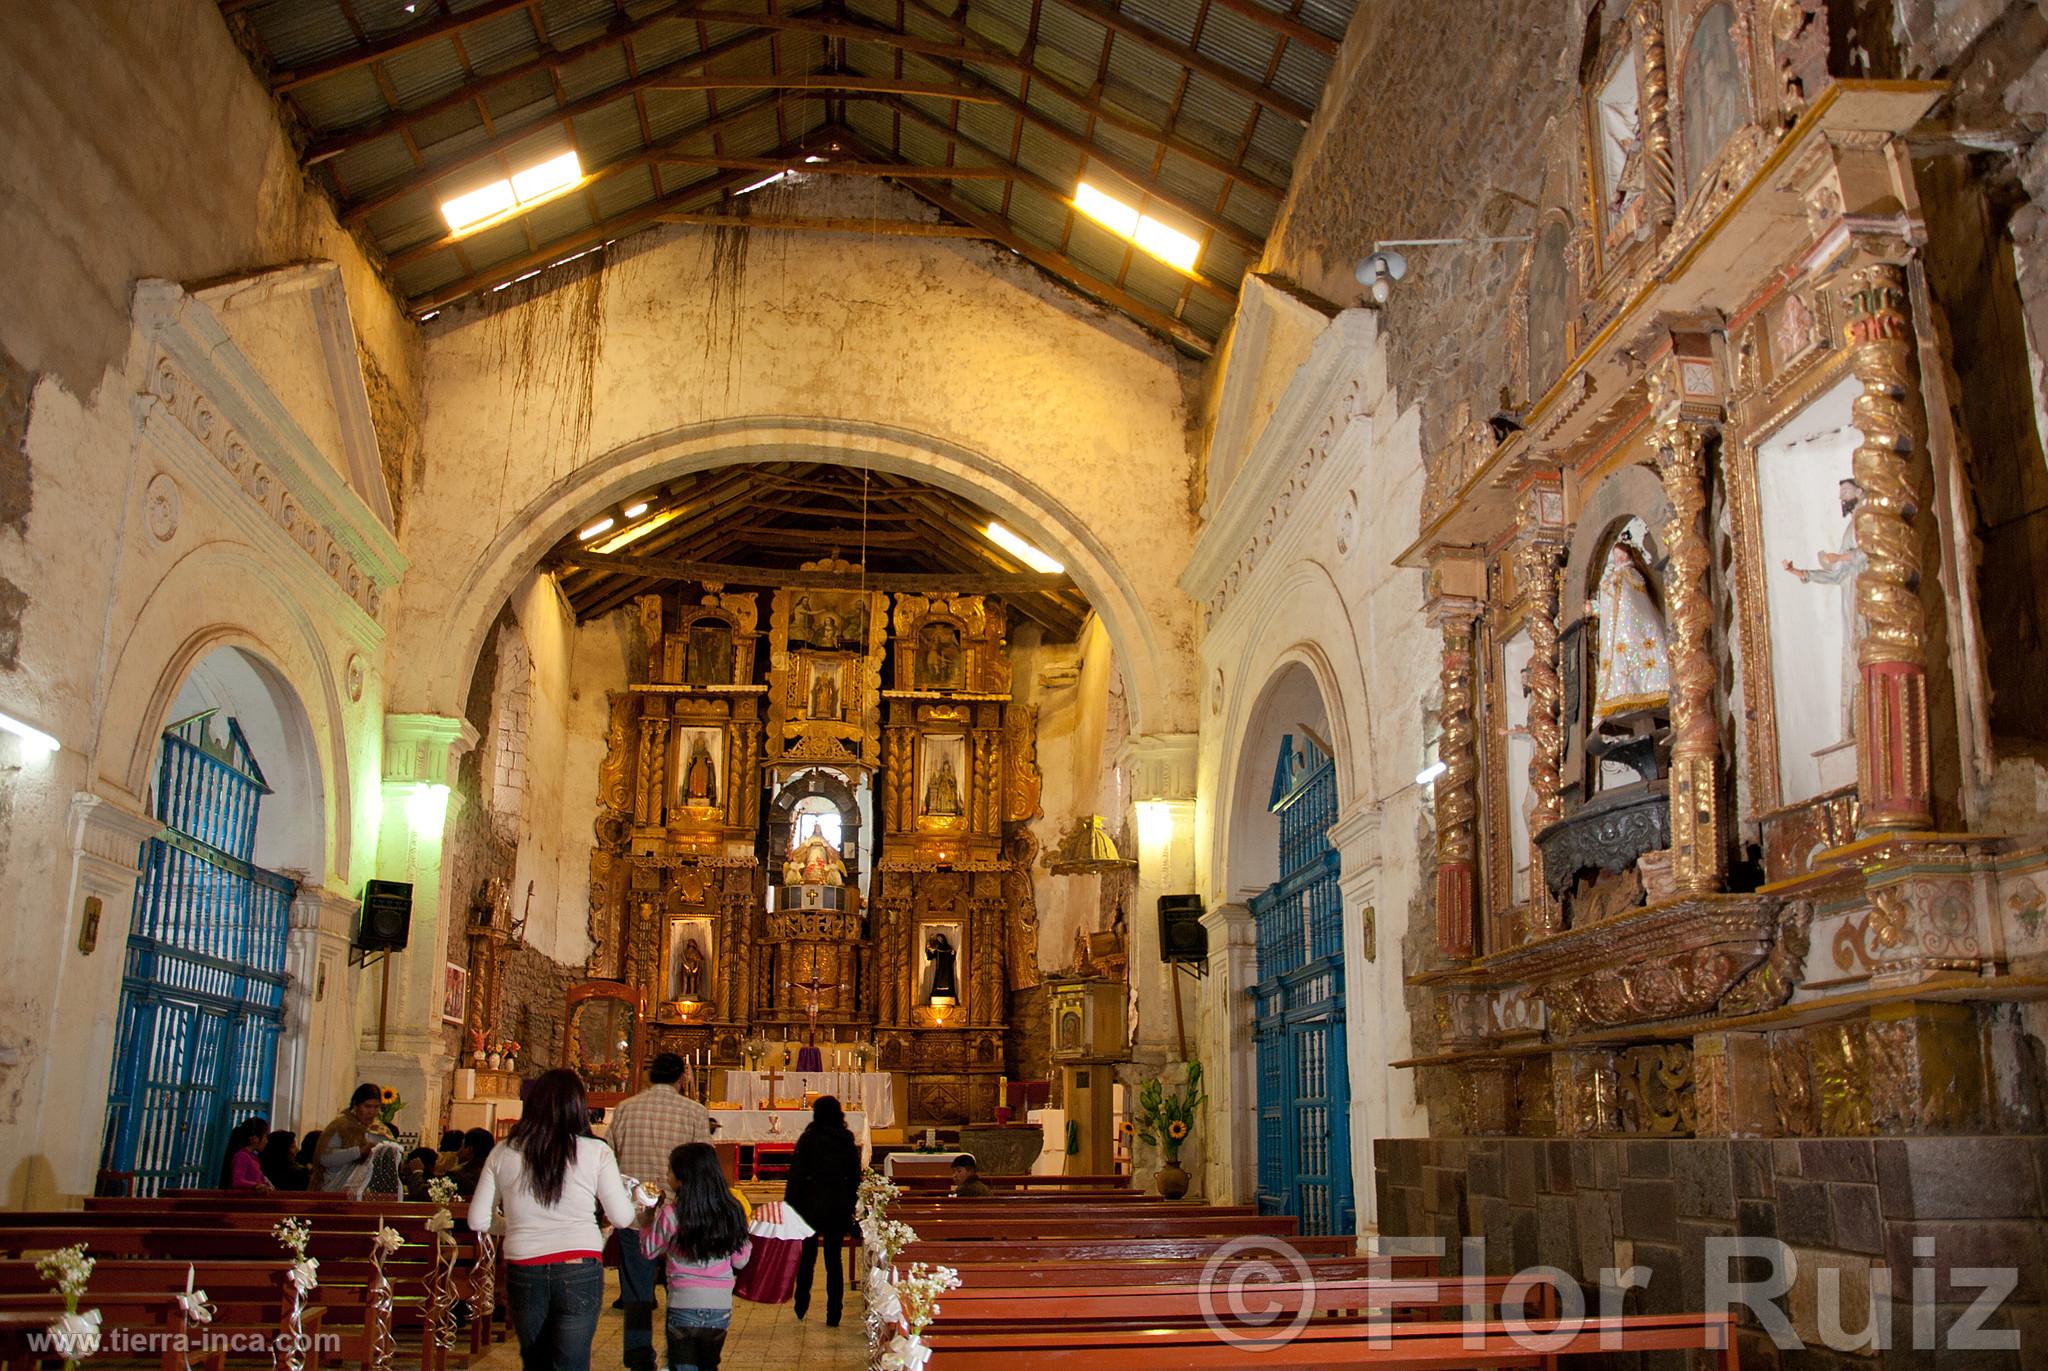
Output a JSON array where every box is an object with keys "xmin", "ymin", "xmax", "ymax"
[{"xmin": 1378, "ymin": 1134, "xmax": 2047, "ymax": 1368}]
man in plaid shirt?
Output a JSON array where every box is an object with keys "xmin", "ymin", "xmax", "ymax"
[{"xmin": 608, "ymin": 1052, "xmax": 713, "ymax": 1371}]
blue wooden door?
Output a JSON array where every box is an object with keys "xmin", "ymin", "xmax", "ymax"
[
  {"xmin": 1249, "ymin": 735, "xmax": 1353, "ymax": 1235},
  {"xmin": 101, "ymin": 713, "xmax": 295, "ymax": 1194}
]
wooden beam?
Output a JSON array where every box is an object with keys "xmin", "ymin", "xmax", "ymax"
[
  {"xmin": 269, "ymin": 0, "xmax": 535, "ymax": 92},
  {"xmin": 659, "ymin": 213, "xmax": 991, "ymax": 237},
  {"xmin": 1204, "ymin": 0, "xmax": 1338, "ymax": 55},
  {"xmin": 334, "ymin": 19, "xmax": 803, "ymax": 223},
  {"xmin": 405, "ymin": 162, "xmax": 763, "ymax": 312},
  {"xmin": 304, "ymin": 1, "xmax": 715, "ymax": 166},
  {"xmin": 673, "ymin": 11, "xmax": 1030, "ymax": 68},
  {"xmin": 883, "ymin": 176, "xmax": 1213, "ymax": 355},
  {"xmin": 877, "ymin": 99, "xmax": 1238, "ymax": 301},
  {"xmin": 642, "ymin": 74, "xmax": 997, "ymax": 101},
  {"xmin": 654, "ymin": 154, "xmax": 1010, "ymax": 178},
  {"xmin": 897, "ymin": 0, "xmax": 1285, "ymax": 201},
  {"xmin": 1051, "ymin": 0, "xmax": 1313, "ymax": 126},
  {"xmin": 560, "ymin": 551, "xmax": 1069, "ymax": 592}
]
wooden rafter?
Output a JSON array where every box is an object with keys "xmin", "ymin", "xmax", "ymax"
[
  {"xmin": 657, "ymin": 212, "xmax": 991, "ymax": 237},
  {"xmin": 268, "ymin": 0, "xmax": 534, "ymax": 92},
  {"xmin": 1055, "ymin": 0, "xmax": 1313, "ymax": 125},
  {"xmin": 644, "ymin": 75, "xmax": 996, "ymax": 100},
  {"xmin": 1205, "ymin": 0, "xmax": 1338, "ymax": 55},
  {"xmin": 655, "ymin": 152, "xmax": 1007, "ymax": 177}
]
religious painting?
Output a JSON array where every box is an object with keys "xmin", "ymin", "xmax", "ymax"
[
  {"xmin": 1527, "ymin": 219, "xmax": 1571, "ymax": 391},
  {"xmin": 918, "ymin": 919, "xmax": 965, "ymax": 1011},
  {"xmin": 918, "ymin": 733, "xmax": 968, "ymax": 821},
  {"xmin": 1679, "ymin": 3, "xmax": 1745, "ymax": 196},
  {"xmin": 916, "ymin": 623, "xmax": 964, "ymax": 690},
  {"xmin": 671, "ymin": 724, "xmax": 725, "ymax": 816},
  {"xmin": 1756, "ymin": 373, "xmax": 1863, "ymax": 803},
  {"xmin": 684, "ymin": 621, "xmax": 734, "ymax": 687},
  {"xmin": 1592, "ymin": 48, "xmax": 1646, "ymax": 246},
  {"xmin": 788, "ymin": 589, "xmax": 871, "ymax": 652},
  {"xmin": 441, "ymin": 962, "xmax": 468, "ymax": 1026},
  {"xmin": 665, "ymin": 916, "xmax": 716, "ymax": 1011},
  {"xmin": 803, "ymin": 656, "xmax": 849, "ymax": 723}
]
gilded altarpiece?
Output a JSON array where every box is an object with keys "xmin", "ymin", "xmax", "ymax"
[
  {"xmin": 1403, "ymin": 8, "xmax": 2048, "ymax": 1144},
  {"xmin": 586, "ymin": 580, "xmax": 1044, "ymax": 1125}
]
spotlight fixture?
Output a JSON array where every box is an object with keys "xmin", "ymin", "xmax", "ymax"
[{"xmin": 1355, "ymin": 249, "xmax": 1408, "ymax": 306}]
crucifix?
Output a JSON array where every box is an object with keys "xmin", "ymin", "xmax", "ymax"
[{"xmin": 785, "ymin": 972, "xmax": 845, "ymax": 1045}]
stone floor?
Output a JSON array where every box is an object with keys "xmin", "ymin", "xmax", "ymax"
[{"xmin": 472, "ymin": 1262, "xmax": 869, "ymax": 1370}]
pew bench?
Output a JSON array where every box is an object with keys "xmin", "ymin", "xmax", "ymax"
[
  {"xmin": 0, "ymin": 1301, "xmax": 226, "ymax": 1371},
  {"xmin": 0, "ymin": 1290, "xmax": 323, "ymax": 1369}
]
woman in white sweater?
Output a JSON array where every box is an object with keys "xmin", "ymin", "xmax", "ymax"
[{"xmin": 469, "ymin": 1069, "xmax": 638, "ymax": 1371}]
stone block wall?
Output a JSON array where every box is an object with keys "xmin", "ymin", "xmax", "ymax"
[{"xmin": 1376, "ymin": 1136, "xmax": 2047, "ymax": 1368}]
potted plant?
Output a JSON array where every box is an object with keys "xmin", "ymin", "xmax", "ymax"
[{"xmin": 1132, "ymin": 1061, "xmax": 1205, "ymax": 1199}]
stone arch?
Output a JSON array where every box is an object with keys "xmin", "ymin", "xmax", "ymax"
[
  {"xmin": 392, "ymin": 416, "xmax": 1180, "ymax": 743},
  {"xmin": 96, "ymin": 541, "xmax": 357, "ymax": 883}
]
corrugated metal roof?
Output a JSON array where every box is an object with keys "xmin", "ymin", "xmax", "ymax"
[{"xmin": 237, "ymin": 0, "xmax": 1356, "ymax": 349}]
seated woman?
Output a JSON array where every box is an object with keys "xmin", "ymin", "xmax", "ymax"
[
  {"xmin": 219, "ymin": 1117, "xmax": 274, "ymax": 1191},
  {"xmin": 450, "ymin": 1128, "xmax": 495, "ymax": 1198},
  {"xmin": 259, "ymin": 1128, "xmax": 309, "ymax": 1190},
  {"xmin": 402, "ymin": 1146, "xmax": 440, "ymax": 1201}
]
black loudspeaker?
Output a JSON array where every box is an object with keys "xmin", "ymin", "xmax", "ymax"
[
  {"xmin": 357, "ymin": 880, "xmax": 414, "ymax": 952},
  {"xmin": 1158, "ymin": 894, "xmax": 1207, "ymax": 963}
]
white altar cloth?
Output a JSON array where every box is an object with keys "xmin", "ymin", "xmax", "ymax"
[
  {"xmin": 721, "ymin": 1070, "xmax": 896, "ymax": 1127},
  {"xmin": 709, "ymin": 1108, "xmax": 870, "ymax": 1166}
]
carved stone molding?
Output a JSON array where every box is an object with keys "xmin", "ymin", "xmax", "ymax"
[{"xmin": 382, "ymin": 713, "xmax": 479, "ymax": 789}]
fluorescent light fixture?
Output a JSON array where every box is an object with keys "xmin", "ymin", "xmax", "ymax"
[
  {"xmin": 1135, "ymin": 799, "xmax": 1175, "ymax": 849},
  {"xmin": 1074, "ymin": 180, "xmax": 1202, "ymax": 273},
  {"xmin": 736, "ymin": 170, "xmax": 789, "ymax": 196},
  {"xmin": 0, "ymin": 710, "xmax": 58, "ymax": 757},
  {"xmin": 511, "ymin": 150, "xmax": 581, "ymax": 203},
  {"xmin": 441, "ymin": 179, "xmax": 516, "ymax": 232},
  {"xmin": 623, "ymin": 501, "xmax": 650, "ymax": 519},
  {"xmin": 405, "ymin": 782, "xmax": 449, "ymax": 837},
  {"xmin": 984, "ymin": 521, "xmax": 1063, "ymax": 574},
  {"xmin": 441, "ymin": 150, "xmax": 585, "ymax": 233},
  {"xmin": 579, "ymin": 516, "xmax": 616, "ymax": 541},
  {"xmin": 1415, "ymin": 760, "xmax": 1448, "ymax": 786},
  {"xmin": 590, "ymin": 507, "xmax": 683, "ymax": 553}
]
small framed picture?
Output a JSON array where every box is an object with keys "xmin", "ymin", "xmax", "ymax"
[{"xmin": 441, "ymin": 962, "xmax": 468, "ymax": 1026}]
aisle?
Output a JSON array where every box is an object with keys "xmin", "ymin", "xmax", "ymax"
[{"xmin": 472, "ymin": 1267, "xmax": 869, "ymax": 1370}]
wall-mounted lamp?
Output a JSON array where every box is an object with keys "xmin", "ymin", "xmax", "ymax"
[
  {"xmin": 1357, "ymin": 236, "xmax": 1533, "ymax": 306},
  {"xmin": 0, "ymin": 710, "xmax": 60, "ymax": 758},
  {"xmin": 1415, "ymin": 760, "xmax": 1449, "ymax": 787}
]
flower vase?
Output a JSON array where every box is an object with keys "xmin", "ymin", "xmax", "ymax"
[
  {"xmin": 471, "ymin": 1050, "xmax": 485, "ymax": 1067},
  {"xmin": 1155, "ymin": 1158, "xmax": 1189, "ymax": 1199},
  {"xmin": 502, "ymin": 1054, "xmax": 516, "ymax": 1073},
  {"xmin": 488, "ymin": 1052, "xmax": 503, "ymax": 1070}
]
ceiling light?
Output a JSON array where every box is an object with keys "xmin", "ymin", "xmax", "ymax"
[
  {"xmin": 736, "ymin": 170, "xmax": 789, "ymax": 196},
  {"xmin": 580, "ymin": 516, "xmax": 616, "ymax": 541},
  {"xmin": 984, "ymin": 522, "xmax": 1062, "ymax": 574},
  {"xmin": 511, "ymin": 150, "xmax": 582, "ymax": 203},
  {"xmin": 803, "ymin": 155, "xmax": 827, "ymax": 164},
  {"xmin": 442, "ymin": 179, "xmax": 517, "ymax": 232},
  {"xmin": 623, "ymin": 502, "xmax": 649, "ymax": 519},
  {"xmin": 0, "ymin": 710, "xmax": 59, "ymax": 758},
  {"xmin": 1074, "ymin": 180, "xmax": 1202, "ymax": 274},
  {"xmin": 591, "ymin": 507, "xmax": 683, "ymax": 553},
  {"xmin": 1416, "ymin": 760, "xmax": 1448, "ymax": 786}
]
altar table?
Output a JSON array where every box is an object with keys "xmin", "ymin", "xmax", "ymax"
[
  {"xmin": 721, "ymin": 1069, "xmax": 896, "ymax": 1127},
  {"xmin": 708, "ymin": 1107, "xmax": 871, "ymax": 1166}
]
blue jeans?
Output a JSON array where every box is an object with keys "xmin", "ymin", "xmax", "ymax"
[
  {"xmin": 666, "ymin": 1308, "xmax": 730, "ymax": 1371},
  {"xmin": 505, "ymin": 1258, "xmax": 604, "ymax": 1371},
  {"xmin": 617, "ymin": 1231, "xmax": 664, "ymax": 1371}
]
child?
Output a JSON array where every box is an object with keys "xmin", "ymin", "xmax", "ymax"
[
  {"xmin": 641, "ymin": 1142, "xmax": 753, "ymax": 1371},
  {"xmin": 221, "ymin": 1117, "xmax": 273, "ymax": 1191},
  {"xmin": 949, "ymin": 1153, "xmax": 992, "ymax": 1197}
]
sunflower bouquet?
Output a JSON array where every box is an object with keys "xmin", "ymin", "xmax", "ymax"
[
  {"xmin": 376, "ymin": 1085, "xmax": 405, "ymax": 1132},
  {"xmin": 1131, "ymin": 1060, "xmax": 1205, "ymax": 1164}
]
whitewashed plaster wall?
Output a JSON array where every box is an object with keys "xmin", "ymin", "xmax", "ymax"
[
  {"xmin": 0, "ymin": 271, "xmax": 406, "ymax": 1203},
  {"xmin": 1183, "ymin": 305, "xmax": 1436, "ymax": 1236},
  {"xmin": 386, "ymin": 179, "xmax": 1200, "ymax": 750}
]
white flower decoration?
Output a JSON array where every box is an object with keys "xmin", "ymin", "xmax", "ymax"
[
  {"xmin": 426, "ymin": 1176, "xmax": 459, "ymax": 1205},
  {"xmin": 47, "ymin": 1309, "xmax": 101, "ymax": 1359},
  {"xmin": 425, "ymin": 1209, "xmax": 455, "ymax": 1235},
  {"xmin": 868, "ymin": 1281, "xmax": 902, "ymax": 1328},
  {"xmin": 287, "ymin": 1256, "xmax": 320, "ymax": 1295},
  {"xmin": 877, "ymin": 1332, "xmax": 930, "ymax": 1371},
  {"xmin": 371, "ymin": 1225, "xmax": 404, "ymax": 1256}
]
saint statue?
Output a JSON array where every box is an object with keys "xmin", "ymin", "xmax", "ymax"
[
  {"xmin": 810, "ymin": 670, "xmax": 840, "ymax": 720},
  {"xmin": 677, "ymin": 938, "xmax": 704, "ymax": 1000},
  {"xmin": 682, "ymin": 737, "xmax": 718, "ymax": 807},
  {"xmin": 925, "ymin": 931, "xmax": 958, "ymax": 1001},
  {"xmin": 782, "ymin": 832, "xmax": 846, "ymax": 887},
  {"xmin": 923, "ymin": 753, "xmax": 962, "ymax": 816},
  {"xmin": 1589, "ymin": 535, "xmax": 1672, "ymax": 721},
  {"xmin": 1782, "ymin": 478, "xmax": 1867, "ymax": 745},
  {"xmin": 921, "ymin": 627, "xmax": 961, "ymax": 689}
]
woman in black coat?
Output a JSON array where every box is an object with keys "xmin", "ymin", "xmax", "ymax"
[{"xmin": 783, "ymin": 1096, "xmax": 861, "ymax": 1326}]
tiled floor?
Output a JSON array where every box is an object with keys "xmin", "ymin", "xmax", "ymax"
[{"xmin": 473, "ymin": 1264, "xmax": 869, "ymax": 1370}]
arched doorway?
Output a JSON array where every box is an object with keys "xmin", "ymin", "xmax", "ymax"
[
  {"xmin": 99, "ymin": 647, "xmax": 322, "ymax": 1194},
  {"xmin": 1233, "ymin": 663, "xmax": 1353, "ymax": 1234}
]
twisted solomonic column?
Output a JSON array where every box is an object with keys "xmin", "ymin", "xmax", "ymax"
[
  {"xmin": 1514, "ymin": 536, "xmax": 1568, "ymax": 934},
  {"xmin": 1839, "ymin": 260, "xmax": 1934, "ymax": 830},
  {"xmin": 1655, "ymin": 416, "xmax": 1725, "ymax": 894},
  {"xmin": 1628, "ymin": 0, "xmax": 1677, "ymax": 228},
  {"xmin": 1433, "ymin": 606, "xmax": 1482, "ymax": 958}
]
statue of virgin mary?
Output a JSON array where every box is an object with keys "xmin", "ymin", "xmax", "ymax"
[{"xmin": 1590, "ymin": 536, "xmax": 1671, "ymax": 721}]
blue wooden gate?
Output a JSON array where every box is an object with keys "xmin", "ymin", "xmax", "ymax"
[
  {"xmin": 1250, "ymin": 734, "xmax": 1353, "ymax": 1235},
  {"xmin": 100, "ymin": 712, "xmax": 295, "ymax": 1194}
]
